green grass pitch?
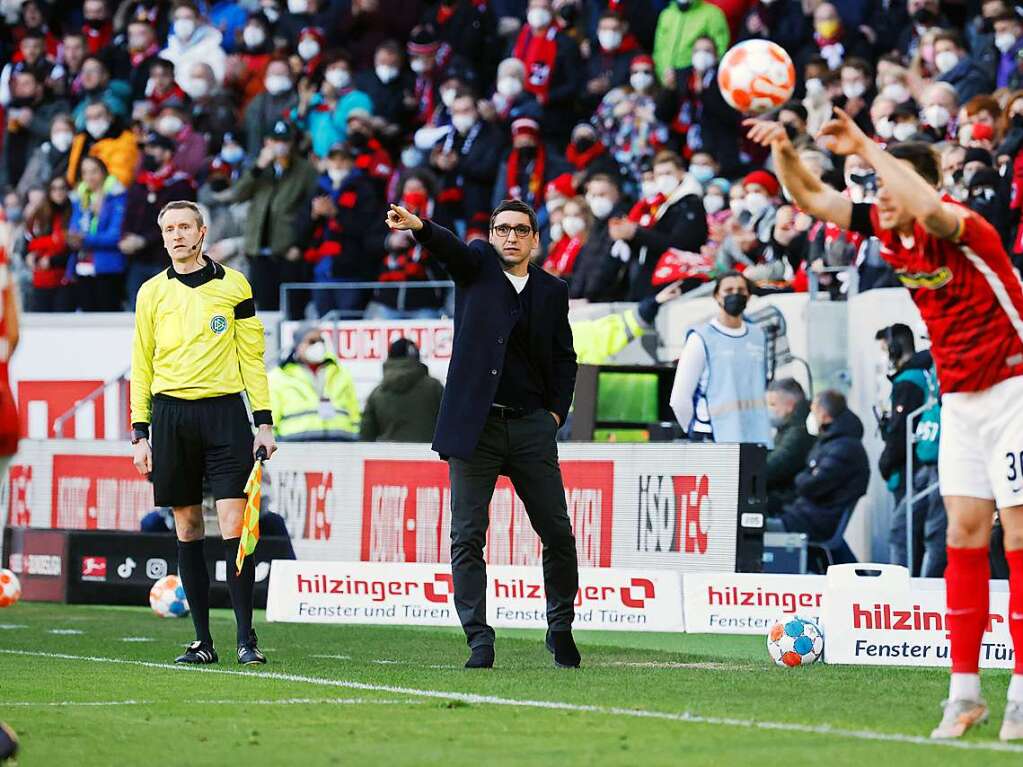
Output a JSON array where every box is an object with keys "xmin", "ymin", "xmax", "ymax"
[{"xmin": 0, "ymin": 602, "xmax": 1021, "ymax": 765}]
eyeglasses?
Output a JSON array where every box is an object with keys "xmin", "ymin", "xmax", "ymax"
[{"xmin": 492, "ymin": 224, "xmax": 533, "ymax": 238}]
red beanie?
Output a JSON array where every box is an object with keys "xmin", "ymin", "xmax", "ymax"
[
  {"xmin": 743, "ymin": 169, "xmax": 780, "ymax": 197},
  {"xmin": 546, "ymin": 173, "xmax": 575, "ymax": 199}
]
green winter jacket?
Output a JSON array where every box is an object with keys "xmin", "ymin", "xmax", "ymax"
[
  {"xmin": 766, "ymin": 400, "xmax": 816, "ymax": 508},
  {"xmin": 230, "ymin": 152, "xmax": 318, "ymax": 258},
  {"xmin": 360, "ymin": 358, "xmax": 444, "ymax": 443},
  {"xmin": 652, "ymin": 0, "xmax": 730, "ymax": 78}
]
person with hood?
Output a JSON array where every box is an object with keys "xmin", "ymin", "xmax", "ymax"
[
  {"xmin": 767, "ymin": 390, "xmax": 870, "ymax": 560},
  {"xmin": 269, "ymin": 322, "xmax": 361, "ymax": 440},
  {"xmin": 876, "ymin": 323, "xmax": 946, "ymax": 577},
  {"xmin": 360, "ymin": 338, "xmax": 444, "ymax": 442},
  {"xmin": 160, "ymin": 0, "xmax": 228, "ymax": 84},
  {"xmin": 67, "ymin": 100, "xmax": 139, "ymax": 188},
  {"xmin": 765, "ymin": 377, "xmax": 816, "ymax": 515}
]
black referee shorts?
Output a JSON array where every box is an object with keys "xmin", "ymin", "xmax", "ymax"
[{"xmin": 150, "ymin": 393, "xmax": 254, "ymax": 508}]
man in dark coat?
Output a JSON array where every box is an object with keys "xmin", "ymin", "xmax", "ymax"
[
  {"xmin": 768, "ymin": 390, "xmax": 870, "ymax": 555},
  {"xmin": 385, "ymin": 197, "xmax": 580, "ymax": 671},
  {"xmin": 765, "ymin": 378, "xmax": 816, "ymax": 516},
  {"xmin": 360, "ymin": 339, "xmax": 444, "ymax": 442}
]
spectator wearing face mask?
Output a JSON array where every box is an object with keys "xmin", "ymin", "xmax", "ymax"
[
  {"xmin": 277, "ymin": 0, "xmax": 344, "ymax": 48},
  {"xmin": 0, "ymin": 31, "xmax": 53, "ymax": 108},
  {"xmin": 182, "ymin": 63, "xmax": 239, "ymax": 155},
  {"xmin": 406, "ymin": 26, "xmax": 449, "ymax": 128},
  {"xmin": 492, "ymin": 118, "xmax": 571, "ymax": 211},
  {"xmin": 67, "ymin": 100, "xmax": 139, "ymax": 188},
  {"xmin": 225, "ymin": 14, "xmax": 274, "ymax": 110},
  {"xmin": 154, "ymin": 100, "xmax": 209, "ymax": 178},
  {"xmin": 295, "ymin": 27, "xmax": 327, "ymax": 79},
  {"xmin": 369, "ymin": 170, "xmax": 452, "ymax": 318},
  {"xmin": 161, "ymin": 1, "xmax": 227, "ymax": 85},
  {"xmin": 23, "ymin": 176, "xmax": 74, "ymax": 311},
  {"xmin": 80, "ymin": 0, "xmax": 115, "ymax": 54},
  {"xmin": 835, "ymin": 58, "xmax": 876, "ymax": 135},
  {"xmin": 243, "ymin": 57, "xmax": 298, "ymax": 156},
  {"xmin": 569, "ymin": 173, "xmax": 631, "ymax": 300},
  {"xmin": 355, "ymin": 42, "xmax": 417, "ymax": 138},
  {"xmin": 669, "ymin": 271, "xmax": 772, "ymax": 445},
  {"xmin": 992, "ymin": 12, "xmax": 1023, "ymax": 88},
  {"xmin": 608, "ymin": 150, "xmax": 708, "ymax": 300},
  {"xmin": 652, "ymin": 0, "xmax": 729, "ymax": 80},
  {"xmin": 269, "ymin": 323, "xmax": 361, "ymax": 441},
  {"xmin": 932, "ymin": 31, "xmax": 993, "ymax": 104},
  {"xmin": 481, "ymin": 58, "xmax": 543, "ymax": 135},
  {"xmin": 765, "ymin": 378, "xmax": 815, "ymax": 515},
  {"xmin": 741, "ymin": 168, "xmax": 780, "ymax": 236},
  {"xmin": 543, "ymin": 195, "xmax": 589, "ymax": 279},
  {"xmin": 124, "ymin": 20, "xmax": 163, "ymax": 102},
  {"xmin": 140, "ymin": 58, "xmax": 187, "ymax": 122},
  {"xmin": 795, "ymin": 3, "xmax": 872, "ymax": 73},
  {"xmin": 511, "ymin": 0, "xmax": 582, "ymax": 142},
  {"xmin": 595, "ymin": 55, "xmax": 669, "ymax": 183},
  {"xmin": 17, "ymin": 114, "xmax": 75, "ymax": 199},
  {"xmin": 300, "ymin": 142, "xmax": 382, "ymax": 317},
  {"xmin": 292, "ymin": 52, "xmax": 374, "ymax": 158},
  {"xmin": 656, "ymin": 36, "xmax": 741, "ymax": 176},
  {"xmin": 1, "ymin": 69, "xmax": 67, "ymax": 192},
  {"xmin": 119, "ymin": 132, "xmax": 198, "ymax": 308},
  {"xmin": 968, "ymin": 166, "xmax": 1013, "ymax": 248},
  {"xmin": 563, "ymin": 122, "xmax": 620, "ymax": 184},
  {"xmin": 896, "ymin": 0, "xmax": 948, "ymax": 57},
  {"xmin": 70, "ymin": 56, "xmax": 131, "ymax": 126},
  {"xmin": 583, "ymin": 12, "xmax": 640, "ymax": 111}
]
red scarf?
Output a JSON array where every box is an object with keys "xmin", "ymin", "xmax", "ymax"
[
  {"xmin": 505, "ymin": 146, "xmax": 547, "ymax": 207},
  {"xmin": 130, "ymin": 42, "xmax": 160, "ymax": 68},
  {"xmin": 82, "ymin": 21, "xmax": 113, "ymax": 54},
  {"xmin": 381, "ymin": 193, "xmax": 434, "ymax": 281},
  {"xmin": 565, "ymin": 140, "xmax": 605, "ymax": 170},
  {"xmin": 137, "ymin": 163, "xmax": 191, "ymax": 195},
  {"xmin": 512, "ymin": 25, "xmax": 559, "ymax": 104},
  {"xmin": 627, "ymin": 193, "xmax": 666, "ymax": 226},
  {"xmin": 543, "ymin": 235, "xmax": 582, "ymax": 275},
  {"xmin": 414, "ymin": 75, "xmax": 436, "ymax": 125},
  {"xmin": 149, "ymin": 84, "xmax": 188, "ymax": 116}
]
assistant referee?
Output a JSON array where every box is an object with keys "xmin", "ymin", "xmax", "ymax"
[{"xmin": 131, "ymin": 200, "xmax": 277, "ymax": 666}]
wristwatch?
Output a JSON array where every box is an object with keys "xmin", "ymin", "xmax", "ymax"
[{"xmin": 130, "ymin": 429, "xmax": 148, "ymax": 445}]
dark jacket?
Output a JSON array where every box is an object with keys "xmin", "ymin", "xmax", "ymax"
[
  {"xmin": 655, "ymin": 67, "xmax": 741, "ymax": 177},
  {"xmin": 568, "ymin": 204, "xmax": 630, "ymax": 301},
  {"xmin": 939, "ymin": 55, "xmax": 995, "ymax": 104},
  {"xmin": 767, "ymin": 399, "xmax": 815, "ymax": 496},
  {"xmin": 431, "ymin": 121, "xmax": 502, "ymax": 230},
  {"xmin": 879, "ymin": 350, "xmax": 932, "ymax": 484},
  {"xmin": 425, "ymin": 0, "xmax": 500, "ymax": 80},
  {"xmin": 413, "ymin": 219, "xmax": 577, "ymax": 459},
  {"xmin": 781, "ymin": 408, "xmax": 870, "ymax": 542},
  {"xmin": 354, "ymin": 69, "xmax": 417, "ymax": 130},
  {"xmin": 360, "ymin": 357, "xmax": 444, "ymax": 442},
  {"xmin": 243, "ymin": 90, "xmax": 299, "ymax": 156},
  {"xmin": 300, "ymin": 169, "xmax": 382, "ymax": 281},
  {"xmin": 122, "ymin": 168, "xmax": 197, "ymax": 265}
]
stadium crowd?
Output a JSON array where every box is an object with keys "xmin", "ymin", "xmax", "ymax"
[{"xmin": 1, "ymin": 0, "xmax": 1022, "ymax": 317}]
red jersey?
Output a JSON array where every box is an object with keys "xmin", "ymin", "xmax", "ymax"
[{"xmin": 853, "ymin": 200, "xmax": 1023, "ymax": 393}]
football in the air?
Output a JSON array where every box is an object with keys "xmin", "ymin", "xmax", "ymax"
[
  {"xmin": 149, "ymin": 574, "xmax": 189, "ymax": 618},
  {"xmin": 717, "ymin": 39, "xmax": 797, "ymax": 114},
  {"xmin": 0, "ymin": 568, "xmax": 21, "ymax": 608},
  {"xmin": 767, "ymin": 616, "xmax": 824, "ymax": 667}
]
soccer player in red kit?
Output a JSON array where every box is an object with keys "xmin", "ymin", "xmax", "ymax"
[{"xmin": 748, "ymin": 109, "xmax": 1023, "ymax": 741}]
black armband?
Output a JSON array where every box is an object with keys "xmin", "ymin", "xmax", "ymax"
[{"xmin": 234, "ymin": 297, "xmax": 256, "ymax": 319}]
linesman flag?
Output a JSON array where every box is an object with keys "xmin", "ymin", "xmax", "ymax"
[{"xmin": 236, "ymin": 447, "xmax": 267, "ymax": 575}]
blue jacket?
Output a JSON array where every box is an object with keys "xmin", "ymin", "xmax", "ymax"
[
  {"xmin": 292, "ymin": 91, "xmax": 375, "ymax": 158},
  {"xmin": 68, "ymin": 178, "xmax": 128, "ymax": 276},
  {"xmin": 412, "ymin": 220, "xmax": 577, "ymax": 459},
  {"xmin": 939, "ymin": 56, "xmax": 995, "ymax": 104}
]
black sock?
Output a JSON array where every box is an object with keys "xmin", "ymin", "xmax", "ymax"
[
  {"xmin": 176, "ymin": 539, "xmax": 212, "ymax": 645},
  {"xmin": 223, "ymin": 538, "xmax": 255, "ymax": 646}
]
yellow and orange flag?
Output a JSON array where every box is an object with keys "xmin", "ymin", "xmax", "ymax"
[{"xmin": 236, "ymin": 452, "xmax": 264, "ymax": 575}]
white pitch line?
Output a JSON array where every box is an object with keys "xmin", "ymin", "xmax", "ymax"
[
  {"xmin": 311, "ymin": 654, "xmax": 352, "ymax": 660},
  {"xmin": 0, "ymin": 624, "xmax": 26, "ymax": 630},
  {"xmin": 4, "ymin": 698, "xmax": 420, "ymax": 708},
  {"xmin": 2, "ymin": 648, "xmax": 1021, "ymax": 755},
  {"xmin": 47, "ymin": 629, "xmax": 83, "ymax": 635},
  {"xmin": 119, "ymin": 637, "xmax": 155, "ymax": 643},
  {"xmin": 594, "ymin": 661, "xmax": 752, "ymax": 671}
]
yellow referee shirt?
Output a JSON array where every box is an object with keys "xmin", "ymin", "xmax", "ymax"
[{"xmin": 130, "ymin": 259, "xmax": 272, "ymax": 430}]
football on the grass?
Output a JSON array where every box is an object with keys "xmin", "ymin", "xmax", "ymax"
[
  {"xmin": 717, "ymin": 40, "xmax": 796, "ymax": 114},
  {"xmin": 0, "ymin": 568, "xmax": 21, "ymax": 607},
  {"xmin": 150, "ymin": 574, "xmax": 189, "ymax": 618},
  {"xmin": 767, "ymin": 616, "xmax": 824, "ymax": 667}
]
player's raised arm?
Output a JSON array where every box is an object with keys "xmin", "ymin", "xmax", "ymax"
[
  {"xmin": 819, "ymin": 108, "xmax": 961, "ymax": 240},
  {"xmin": 744, "ymin": 118, "xmax": 852, "ymax": 230}
]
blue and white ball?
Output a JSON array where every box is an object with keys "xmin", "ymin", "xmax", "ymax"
[
  {"xmin": 767, "ymin": 616, "xmax": 824, "ymax": 667},
  {"xmin": 149, "ymin": 575, "xmax": 189, "ymax": 618}
]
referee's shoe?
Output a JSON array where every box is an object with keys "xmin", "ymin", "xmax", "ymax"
[
  {"xmin": 238, "ymin": 629, "xmax": 267, "ymax": 665},
  {"xmin": 175, "ymin": 640, "xmax": 219, "ymax": 664}
]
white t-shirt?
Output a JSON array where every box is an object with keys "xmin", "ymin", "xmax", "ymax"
[
  {"xmin": 669, "ymin": 319, "xmax": 747, "ymax": 435},
  {"xmin": 504, "ymin": 271, "xmax": 529, "ymax": 294}
]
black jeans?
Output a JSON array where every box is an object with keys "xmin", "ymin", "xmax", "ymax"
[{"xmin": 448, "ymin": 409, "xmax": 578, "ymax": 649}]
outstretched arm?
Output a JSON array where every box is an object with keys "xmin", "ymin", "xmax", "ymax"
[
  {"xmin": 819, "ymin": 108, "xmax": 961, "ymax": 239},
  {"xmin": 745, "ymin": 119, "xmax": 852, "ymax": 230}
]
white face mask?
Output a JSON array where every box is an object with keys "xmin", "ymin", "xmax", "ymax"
[
  {"xmin": 327, "ymin": 166, "xmax": 347, "ymax": 184},
  {"xmin": 729, "ymin": 198, "xmax": 746, "ymax": 215},
  {"xmin": 173, "ymin": 17, "xmax": 196, "ymax": 40},
  {"xmin": 158, "ymin": 115, "xmax": 183, "ymax": 136},
  {"xmin": 243, "ymin": 25, "xmax": 266, "ymax": 48},
  {"xmin": 451, "ymin": 114, "xmax": 475, "ymax": 134},
  {"xmin": 325, "ymin": 68, "xmax": 350, "ymax": 89},
  {"xmin": 527, "ymin": 7, "xmax": 552, "ymax": 28},
  {"xmin": 303, "ymin": 341, "xmax": 326, "ymax": 364},
  {"xmin": 934, "ymin": 51, "xmax": 959, "ymax": 74},
  {"xmin": 562, "ymin": 215, "xmax": 585, "ymax": 237},
  {"xmin": 128, "ymin": 34, "xmax": 150, "ymax": 50},
  {"xmin": 641, "ymin": 179, "xmax": 658, "ymax": 199},
  {"xmin": 297, "ymin": 39, "xmax": 320, "ymax": 60},
  {"xmin": 892, "ymin": 122, "xmax": 917, "ymax": 141},
  {"xmin": 744, "ymin": 191, "xmax": 769, "ymax": 216},
  {"xmin": 183, "ymin": 78, "xmax": 209, "ymax": 99},
  {"xmin": 922, "ymin": 104, "xmax": 950, "ymax": 129},
  {"xmin": 288, "ymin": 0, "xmax": 308, "ymax": 12},
  {"xmin": 630, "ymin": 71, "xmax": 654, "ymax": 92},
  {"xmin": 996, "ymin": 32, "xmax": 1018, "ymax": 53},
  {"xmin": 51, "ymin": 131, "xmax": 73, "ymax": 152},
  {"xmin": 597, "ymin": 29, "xmax": 622, "ymax": 50},
  {"xmin": 842, "ymin": 80, "xmax": 865, "ymax": 100},
  {"xmin": 655, "ymin": 174, "xmax": 678, "ymax": 196},
  {"xmin": 496, "ymin": 77, "xmax": 523, "ymax": 98},
  {"xmin": 262, "ymin": 5, "xmax": 280, "ymax": 22},
  {"xmin": 587, "ymin": 195, "xmax": 613, "ymax": 219},
  {"xmin": 401, "ymin": 146, "xmax": 423, "ymax": 167},
  {"xmin": 85, "ymin": 119, "xmax": 109, "ymax": 139},
  {"xmin": 881, "ymin": 83, "xmax": 910, "ymax": 103},
  {"xmin": 265, "ymin": 74, "xmax": 291, "ymax": 94},
  {"xmin": 704, "ymin": 194, "xmax": 725, "ymax": 215},
  {"xmin": 410, "ymin": 58, "xmax": 429, "ymax": 74},
  {"xmin": 805, "ymin": 78, "xmax": 824, "ymax": 96},
  {"xmin": 375, "ymin": 64, "xmax": 398, "ymax": 83},
  {"xmin": 549, "ymin": 222, "xmax": 563, "ymax": 241},
  {"xmin": 440, "ymin": 88, "xmax": 457, "ymax": 108},
  {"xmin": 875, "ymin": 117, "xmax": 894, "ymax": 139},
  {"xmin": 805, "ymin": 412, "xmax": 820, "ymax": 437},
  {"xmin": 221, "ymin": 143, "xmax": 245, "ymax": 164},
  {"xmin": 691, "ymin": 50, "xmax": 715, "ymax": 73}
]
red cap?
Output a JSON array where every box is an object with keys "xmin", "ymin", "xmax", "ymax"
[
  {"xmin": 743, "ymin": 169, "xmax": 780, "ymax": 197},
  {"xmin": 299, "ymin": 26, "xmax": 325, "ymax": 43},
  {"xmin": 511, "ymin": 117, "xmax": 541, "ymax": 138},
  {"xmin": 631, "ymin": 54, "xmax": 654, "ymax": 70},
  {"xmin": 546, "ymin": 172, "xmax": 575, "ymax": 199}
]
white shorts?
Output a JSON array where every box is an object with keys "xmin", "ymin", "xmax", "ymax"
[{"xmin": 939, "ymin": 375, "xmax": 1023, "ymax": 508}]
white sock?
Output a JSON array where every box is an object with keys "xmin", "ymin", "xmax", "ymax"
[
  {"xmin": 1009, "ymin": 675, "xmax": 1023, "ymax": 703},
  {"xmin": 949, "ymin": 672, "xmax": 982, "ymax": 701}
]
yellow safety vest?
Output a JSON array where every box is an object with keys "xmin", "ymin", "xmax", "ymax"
[{"xmin": 269, "ymin": 356, "xmax": 361, "ymax": 440}]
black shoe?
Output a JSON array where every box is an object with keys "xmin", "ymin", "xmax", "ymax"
[
  {"xmin": 238, "ymin": 630, "xmax": 267, "ymax": 665},
  {"xmin": 548, "ymin": 629, "xmax": 580, "ymax": 668},
  {"xmin": 465, "ymin": 645, "xmax": 495, "ymax": 668},
  {"xmin": 175, "ymin": 640, "xmax": 218, "ymax": 664}
]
